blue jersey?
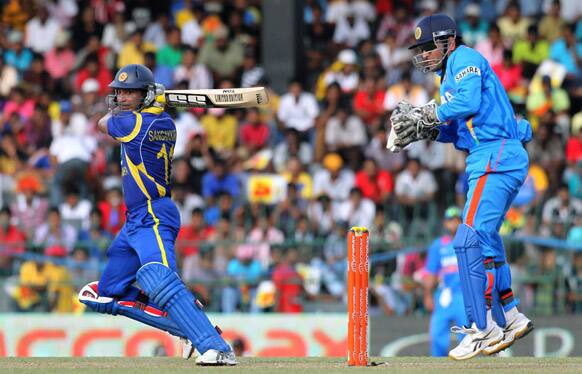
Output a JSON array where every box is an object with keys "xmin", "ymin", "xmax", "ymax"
[
  {"xmin": 435, "ymin": 45, "xmax": 522, "ymax": 153},
  {"xmin": 107, "ymin": 107, "xmax": 176, "ymax": 211},
  {"xmin": 425, "ymin": 235, "xmax": 461, "ymax": 291}
]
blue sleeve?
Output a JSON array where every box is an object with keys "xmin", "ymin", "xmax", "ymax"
[
  {"xmin": 437, "ymin": 50, "xmax": 483, "ymax": 121},
  {"xmin": 201, "ymin": 172, "xmax": 215, "ymax": 198},
  {"xmin": 425, "ymin": 239, "xmax": 442, "ymax": 275},
  {"xmin": 107, "ymin": 112, "xmax": 140, "ymax": 142},
  {"xmin": 225, "ymin": 174, "xmax": 240, "ymax": 198},
  {"xmin": 436, "ymin": 121, "xmax": 459, "ymax": 143}
]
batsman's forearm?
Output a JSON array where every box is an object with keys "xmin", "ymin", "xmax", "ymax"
[{"xmin": 97, "ymin": 113, "xmax": 112, "ymax": 135}]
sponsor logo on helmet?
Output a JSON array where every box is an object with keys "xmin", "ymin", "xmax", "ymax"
[
  {"xmin": 415, "ymin": 27, "xmax": 422, "ymax": 40},
  {"xmin": 118, "ymin": 72, "xmax": 128, "ymax": 82}
]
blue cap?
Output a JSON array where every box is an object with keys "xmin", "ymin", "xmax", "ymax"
[
  {"xmin": 444, "ymin": 206, "xmax": 462, "ymax": 220},
  {"xmin": 409, "ymin": 13, "xmax": 457, "ymax": 50}
]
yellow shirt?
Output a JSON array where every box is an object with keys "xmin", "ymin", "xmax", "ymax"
[
  {"xmin": 19, "ymin": 261, "xmax": 75, "ymax": 312},
  {"xmin": 281, "ymin": 171, "xmax": 313, "ymax": 199},
  {"xmin": 117, "ymin": 41, "xmax": 157, "ymax": 69},
  {"xmin": 201, "ymin": 114, "xmax": 238, "ymax": 152}
]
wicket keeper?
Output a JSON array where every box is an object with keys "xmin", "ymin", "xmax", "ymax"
[
  {"xmin": 388, "ymin": 14, "xmax": 534, "ymax": 360},
  {"xmin": 78, "ymin": 64, "xmax": 237, "ymax": 365}
]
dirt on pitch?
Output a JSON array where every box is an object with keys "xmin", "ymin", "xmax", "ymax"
[{"xmin": 0, "ymin": 357, "xmax": 581, "ymax": 373}]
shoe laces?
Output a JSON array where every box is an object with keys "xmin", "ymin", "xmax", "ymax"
[{"xmin": 451, "ymin": 325, "xmax": 477, "ymax": 335}]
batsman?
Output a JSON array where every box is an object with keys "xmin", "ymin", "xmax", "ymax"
[
  {"xmin": 78, "ymin": 64, "xmax": 237, "ymax": 365},
  {"xmin": 387, "ymin": 14, "xmax": 534, "ymax": 360}
]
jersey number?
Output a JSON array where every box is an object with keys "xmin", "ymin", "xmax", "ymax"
[{"xmin": 156, "ymin": 144, "xmax": 174, "ymax": 184}]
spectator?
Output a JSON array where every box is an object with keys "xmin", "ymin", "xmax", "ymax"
[
  {"xmin": 352, "ymin": 77, "xmax": 385, "ymax": 130},
  {"xmin": 102, "ymin": 12, "xmax": 136, "ymax": 54},
  {"xmin": 527, "ymin": 123, "xmax": 565, "ymax": 190},
  {"xmin": 313, "ymin": 152, "xmax": 355, "ymax": 203},
  {"xmin": 324, "ymin": 49, "xmax": 360, "ymax": 96},
  {"xmin": 34, "ymin": 207, "xmax": 77, "ymax": 253},
  {"xmin": 25, "ymin": 5, "xmax": 61, "ymax": 54},
  {"xmin": 277, "ymin": 80, "xmax": 319, "ymax": 140},
  {"xmin": 376, "ymin": 4, "xmax": 415, "ymax": 46},
  {"xmin": 239, "ymin": 108, "xmax": 270, "ymax": 155},
  {"xmin": 178, "ymin": 208, "xmax": 215, "ymax": 279},
  {"xmin": 198, "ymin": 26, "xmax": 244, "ymax": 82},
  {"xmin": 513, "ymin": 25, "xmax": 550, "ymax": 79},
  {"xmin": 475, "ymin": 23, "xmax": 507, "ymax": 67},
  {"xmin": 308, "ymin": 193, "xmax": 335, "ymax": 237},
  {"xmin": 181, "ymin": 5, "xmax": 204, "ymax": 48},
  {"xmin": 272, "ymin": 248, "xmax": 304, "ymax": 313},
  {"xmin": 173, "ymin": 47, "xmax": 213, "ymax": 90},
  {"xmin": 59, "ymin": 186, "xmax": 92, "ymax": 232},
  {"xmin": 201, "ymin": 160, "xmax": 240, "ymax": 203},
  {"xmin": 324, "ymin": 106, "xmax": 367, "ymax": 170},
  {"xmin": 526, "ymin": 76, "xmax": 570, "ymax": 131},
  {"xmin": 184, "ymin": 132, "xmax": 214, "ymax": 196},
  {"xmin": 458, "ymin": 3, "xmax": 488, "ymax": 47},
  {"xmin": 77, "ymin": 209, "xmax": 113, "ymax": 259},
  {"xmin": 272, "ymin": 183, "xmax": 306, "ymax": 237},
  {"xmin": 49, "ymin": 100, "xmax": 96, "ymax": 206},
  {"xmin": 281, "ymin": 156, "xmax": 313, "ymax": 200},
  {"xmin": 144, "ymin": 12, "xmax": 169, "ymax": 50},
  {"xmin": 355, "ymin": 158, "xmax": 393, "ymax": 205},
  {"xmin": 74, "ymin": 53, "xmax": 112, "ymax": 96},
  {"xmin": 365, "ymin": 126, "xmax": 405, "ymax": 173},
  {"xmin": 0, "ymin": 55, "xmax": 18, "ymax": 97},
  {"xmin": 395, "ymin": 158, "xmax": 437, "ymax": 221},
  {"xmin": 96, "ymin": 187, "xmax": 126, "ymax": 235},
  {"xmin": 44, "ymin": 31, "xmax": 76, "ymax": 96},
  {"xmin": 539, "ymin": 0, "xmax": 565, "ymax": 43},
  {"xmin": 156, "ymin": 26, "xmax": 183, "ymax": 69},
  {"xmin": 542, "ymin": 184, "xmax": 582, "ymax": 236},
  {"xmin": 70, "ymin": 6, "xmax": 104, "ymax": 52},
  {"xmin": 3, "ymin": 31, "xmax": 33, "ymax": 77},
  {"xmin": 383, "ymin": 71, "xmax": 429, "ymax": 113},
  {"xmin": 566, "ymin": 125, "xmax": 582, "ymax": 167},
  {"xmin": 497, "ymin": 1, "xmax": 530, "ymax": 45},
  {"xmin": 335, "ymin": 187, "xmax": 376, "ymax": 228},
  {"xmin": 222, "ymin": 243, "xmax": 263, "ymax": 313},
  {"xmin": 332, "ymin": 7, "xmax": 370, "ymax": 48},
  {"xmin": 240, "ymin": 51, "xmax": 265, "ymax": 88},
  {"xmin": 201, "ymin": 108, "xmax": 239, "ymax": 156},
  {"xmin": 23, "ymin": 54, "xmax": 55, "ymax": 97},
  {"xmin": 204, "ymin": 192, "xmax": 235, "ymax": 227},
  {"xmin": 0, "ymin": 207, "xmax": 26, "ymax": 274},
  {"xmin": 550, "ymin": 23, "xmax": 582, "ymax": 78},
  {"xmin": 492, "ymin": 49, "xmax": 524, "ymax": 96},
  {"xmin": 117, "ymin": 29, "xmax": 157, "ymax": 69},
  {"xmin": 375, "ymin": 31, "xmax": 412, "ymax": 85}
]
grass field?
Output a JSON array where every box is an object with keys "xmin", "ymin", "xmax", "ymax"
[{"xmin": 1, "ymin": 357, "xmax": 581, "ymax": 374}]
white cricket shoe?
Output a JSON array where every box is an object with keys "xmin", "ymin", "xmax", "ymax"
[
  {"xmin": 483, "ymin": 312, "xmax": 533, "ymax": 355},
  {"xmin": 195, "ymin": 349, "xmax": 238, "ymax": 366},
  {"xmin": 448, "ymin": 323, "xmax": 504, "ymax": 361},
  {"xmin": 180, "ymin": 338, "xmax": 195, "ymax": 360}
]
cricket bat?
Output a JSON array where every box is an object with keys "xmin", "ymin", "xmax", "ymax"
[{"xmin": 163, "ymin": 87, "xmax": 269, "ymax": 108}]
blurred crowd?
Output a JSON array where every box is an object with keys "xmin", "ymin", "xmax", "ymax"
[{"xmin": 0, "ymin": 0, "xmax": 581, "ymax": 315}]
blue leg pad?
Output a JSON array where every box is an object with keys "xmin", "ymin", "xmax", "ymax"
[
  {"xmin": 453, "ymin": 224, "xmax": 488, "ymax": 330},
  {"xmin": 137, "ymin": 262, "xmax": 230, "ymax": 354},
  {"xmin": 79, "ymin": 282, "xmax": 185, "ymax": 338},
  {"xmin": 496, "ymin": 263, "xmax": 519, "ymax": 312}
]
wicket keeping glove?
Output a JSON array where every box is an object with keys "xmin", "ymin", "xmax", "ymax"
[{"xmin": 387, "ymin": 100, "xmax": 441, "ymax": 152}]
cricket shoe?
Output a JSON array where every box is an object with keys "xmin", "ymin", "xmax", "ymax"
[
  {"xmin": 448, "ymin": 323, "xmax": 504, "ymax": 361},
  {"xmin": 180, "ymin": 338, "xmax": 195, "ymax": 360},
  {"xmin": 195, "ymin": 349, "xmax": 238, "ymax": 366},
  {"xmin": 483, "ymin": 312, "xmax": 534, "ymax": 355}
]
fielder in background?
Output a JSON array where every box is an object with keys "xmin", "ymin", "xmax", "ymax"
[
  {"xmin": 388, "ymin": 14, "xmax": 534, "ymax": 360},
  {"xmin": 77, "ymin": 64, "xmax": 236, "ymax": 365},
  {"xmin": 423, "ymin": 206, "xmax": 466, "ymax": 357}
]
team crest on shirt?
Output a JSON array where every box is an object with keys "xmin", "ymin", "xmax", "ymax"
[
  {"xmin": 415, "ymin": 27, "xmax": 422, "ymax": 40},
  {"xmin": 118, "ymin": 72, "xmax": 128, "ymax": 82},
  {"xmin": 455, "ymin": 66, "xmax": 481, "ymax": 82}
]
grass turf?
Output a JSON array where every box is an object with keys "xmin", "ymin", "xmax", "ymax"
[{"xmin": 1, "ymin": 357, "xmax": 581, "ymax": 373}]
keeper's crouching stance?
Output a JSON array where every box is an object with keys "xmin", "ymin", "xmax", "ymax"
[
  {"xmin": 388, "ymin": 15, "xmax": 533, "ymax": 360},
  {"xmin": 78, "ymin": 64, "xmax": 236, "ymax": 365}
]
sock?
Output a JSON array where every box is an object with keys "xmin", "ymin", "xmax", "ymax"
[{"xmin": 504, "ymin": 306, "xmax": 518, "ymax": 321}]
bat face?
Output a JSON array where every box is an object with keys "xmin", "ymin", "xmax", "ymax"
[{"xmin": 164, "ymin": 87, "xmax": 269, "ymax": 108}]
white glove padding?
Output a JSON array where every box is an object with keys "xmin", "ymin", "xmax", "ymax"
[{"xmin": 386, "ymin": 101, "xmax": 416, "ymax": 152}]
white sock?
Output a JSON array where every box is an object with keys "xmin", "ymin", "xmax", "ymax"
[
  {"xmin": 505, "ymin": 306, "xmax": 518, "ymax": 321},
  {"xmin": 486, "ymin": 309, "xmax": 496, "ymax": 330}
]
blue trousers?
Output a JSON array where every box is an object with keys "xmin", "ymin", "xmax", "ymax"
[
  {"xmin": 99, "ymin": 198, "xmax": 180, "ymax": 299},
  {"xmin": 430, "ymin": 289, "xmax": 466, "ymax": 356}
]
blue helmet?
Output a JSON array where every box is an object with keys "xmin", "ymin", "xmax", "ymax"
[
  {"xmin": 109, "ymin": 64, "xmax": 155, "ymax": 90},
  {"xmin": 108, "ymin": 64, "xmax": 165, "ymax": 111},
  {"xmin": 409, "ymin": 14, "xmax": 458, "ymax": 73},
  {"xmin": 409, "ymin": 13, "xmax": 457, "ymax": 50}
]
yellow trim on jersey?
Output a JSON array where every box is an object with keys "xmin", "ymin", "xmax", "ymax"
[
  {"xmin": 141, "ymin": 106, "xmax": 163, "ymax": 115},
  {"xmin": 115, "ymin": 112, "xmax": 143, "ymax": 142},
  {"xmin": 466, "ymin": 117, "xmax": 480, "ymax": 145},
  {"xmin": 147, "ymin": 200, "xmax": 169, "ymax": 267},
  {"xmin": 124, "ymin": 151, "xmax": 167, "ymax": 198}
]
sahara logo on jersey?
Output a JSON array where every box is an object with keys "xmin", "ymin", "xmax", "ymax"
[{"xmin": 454, "ymin": 66, "xmax": 481, "ymax": 82}]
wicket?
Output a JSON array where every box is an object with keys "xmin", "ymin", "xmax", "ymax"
[{"xmin": 347, "ymin": 226, "xmax": 369, "ymax": 366}]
